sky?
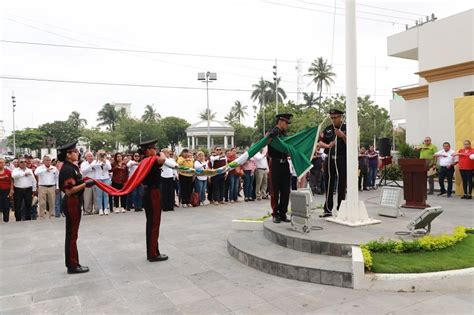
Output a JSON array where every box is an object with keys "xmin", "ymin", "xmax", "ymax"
[{"xmin": 0, "ymin": 0, "xmax": 472, "ymax": 136}]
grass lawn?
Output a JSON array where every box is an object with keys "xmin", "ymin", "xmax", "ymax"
[{"xmin": 371, "ymin": 234, "xmax": 474, "ymax": 273}]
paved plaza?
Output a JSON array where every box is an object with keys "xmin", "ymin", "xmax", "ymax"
[{"xmin": 1, "ymin": 191, "xmax": 473, "ymax": 314}]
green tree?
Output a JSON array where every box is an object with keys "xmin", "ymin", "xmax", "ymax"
[
  {"xmin": 307, "ymin": 57, "xmax": 336, "ymax": 112},
  {"xmin": 97, "ymin": 103, "xmax": 119, "ymax": 131},
  {"xmin": 81, "ymin": 128, "xmax": 117, "ymax": 152},
  {"xmin": 394, "ymin": 127, "xmax": 406, "ymax": 150},
  {"xmin": 265, "ymin": 78, "xmax": 287, "ymax": 104},
  {"xmin": 198, "ymin": 108, "xmax": 217, "ymax": 121},
  {"xmin": 7, "ymin": 128, "xmax": 45, "ymax": 151},
  {"xmin": 303, "ymin": 92, "xmax": 318, "ymax": 108},
  {"xmin": 158, "ymin": 117, "xmax": 190, "ymax": 151},
  {"xmin": 141, "ymin": 104, "xmax": 161, "ymax": 123},
  {"xmin": 224, "ymin": 111, "xmax": 237, "ymax": 124},
  {"xmin": 39, "ymin": 120, "xmax": 81, "ymax": 147},
  {"xmin": 116, "ymin": 117, "xmax": 164, "ymax": 151},
  {"xmin": 251, "ymin": 77, "xmax": 269, "ymax": 106},
  {"xmin": 232, "ymin": 123, "xmax": 256, "ymax": 148},
  {"xmin": 230, "ymin": 100, "xmax": 248, "ymax": 124},
  {"xmin": 67, "ymin": 111, "xmax": 88, "ymax": 129}
]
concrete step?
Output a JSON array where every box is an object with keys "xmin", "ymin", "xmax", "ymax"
[
  {"xmin": 263, "ymin": 220, "xmax": 354, "ymax": 258},
  {"xmin": 227, "ymin": 230, "xmax": 353, "ymax": 288}
]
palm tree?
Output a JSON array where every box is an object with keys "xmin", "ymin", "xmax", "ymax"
[
  {"xmin": 142, "ymin": 104, "xmax": 161, "ymax": 123},
  {"xmin": 231, "ymin": 100, "xmax": 248, "ymax": 124},
  {"xmin": 303, "ymin": 92, "xmax": 318, "ymax": 108},
  {"xmin": 224, "ymin": 111, "xmax": 236, "ymax": 124},
  {"xmin": 251, "ymin": 77, "xmax": 269, "ymax": 106},
  {"xmin": 198, "ymin": 108, "xmax": 217, "ymax": 121},
  {"xmin": 307, "ymin": 57, "xmax": 336, "ymax": 112},
  {"xmin": 67, "ymin": 111, "xmax": 87, "ymax": 128},
  {"xmin": 265, "ymin": 78, "xmax": 287, "ymax": 104},
  {"xmin": 97, "ymin": 103, "xmax": 119, "ymax": 131}
]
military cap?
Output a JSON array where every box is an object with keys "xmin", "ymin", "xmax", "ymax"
[
  {"xmin": 329, "ymin": 109, "xmax": 345, "ymax": 115},
  {"xmin": 276, "ymin": 113, "xmax": 293, "ymax": 124},
  {"xmin": 139, "ymin": 139, "xmax": 158, "ymax": 149}
]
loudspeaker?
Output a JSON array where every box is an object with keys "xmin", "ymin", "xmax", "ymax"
[{"xmin": 378, "ymin": 138, "xmax": 391, "ymax": 157}]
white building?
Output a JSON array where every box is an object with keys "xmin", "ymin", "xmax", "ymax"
[
  {"xmin": 186, "ymin": 120, "xmax": 235, "ymax": 150},
  {"xmin": 111, "ymin": 102, "xmax": 132, "ymax": 115},
  {"xmin": 388, "ymin": 9, "xmax": 474, "ymax": 147}
]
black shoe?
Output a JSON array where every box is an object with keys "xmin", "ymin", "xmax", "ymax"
[
  {"xmin": 273, "ymin": 216, "xmax": 281, "ymax": 223},
  {"xmin": 467, "ymin": 195, "xmax": 473, "ymax": 200},
  {"xmin": 67, "ymin": 266, "xmax": 89, "ymax": 274},
  {"xmin": 244, "ymin": 198, "xmax": 248, "ymax": 202},
  {"xmin": 437, "ymin": 191, "xmax": 446, "ymax": 196},
  {"xmin": 249, "ymin": 198, "xmax": 255, "ymax": 202},
  {"xmin": 427, "ymin": 191, "xmax": 434, "ymax": 195},
  {"xmin": 281, "ymin": 217, "xmax": 291, "ymax": 223},
  {"xmin": 134, "ymin": 208, "xmax": 143, "ymax": 212},
  {"xmin": 447, "ymin": 194, "xmax": 452, "ymax": 198},
  {"xmin": 319, "ymin": 212, "xmax": 332, "ymax": 218},
  {"xmin": 148, "ymin": 254, "xmax": 169, "ymax": 262},
  {"xmin": 461, "ymin": 195, "xmax": 467, "ymax": 199}
]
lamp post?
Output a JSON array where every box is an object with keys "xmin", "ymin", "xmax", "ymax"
[
  {"xmin": 198, "ymin": 71, "xmax": 217, "ymax": 151},
  {"xmin": 273, "ymin": 60, "xmax": 278, "ymax": 115},
  {"xmin": 11, "ymin": 92, "xmax": 16, "ymax": 157}
]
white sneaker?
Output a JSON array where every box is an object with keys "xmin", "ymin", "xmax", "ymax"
[
  {"xmin": 99, "ymin": 209, "xmax": 104, "ymax": 216},
  {"xmin": 105, "ymin": 209, "xmax": 110, "ymax": 215},
  {"xmin": 182, "ymin": 204, "xmax": 188, "ymax": 208},
  {"xmin": 114, "ymin": 208, "xmax": 120, "ymax": 214},
  {"xmin": 121, "ymin": 208, "xmax": 126, "ymax": 213}
]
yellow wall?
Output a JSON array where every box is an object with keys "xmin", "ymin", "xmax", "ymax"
[{"xmin": 454, "ymin": 96, "xmax": 474, "ymax": 195}]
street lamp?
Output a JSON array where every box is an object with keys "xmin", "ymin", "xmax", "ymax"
[
  {"xmin": 273, "ymin": 60, "xmax": 278, "ymax": 115},
  {"xmin": 197, "ymin": 71, "xmax": 217, "ymax": 150},
  {"xmin": 11, "ymin": 92, "xmax": 16, "ymax": 157}
]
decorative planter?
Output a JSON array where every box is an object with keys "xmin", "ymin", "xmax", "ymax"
[{"xmin": 399, "ymin": 158, "xmax": 430, "ymax": 209}]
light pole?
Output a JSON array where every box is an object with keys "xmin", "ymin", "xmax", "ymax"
[
  {"xmin": 198, "ymin": 71, "xmax": 217, "ymax": 151},
  {"xmin": 273, "ymin": 59, "xmax": 278, "ymax": 115},
  {"xmin": 11, "ymin": 92, "xmax": 16, "ymax": 157}
]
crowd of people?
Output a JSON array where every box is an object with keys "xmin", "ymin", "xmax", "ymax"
[{"xmin": 0, "ymin": 137, "xmax": 473, "ymax": 223}]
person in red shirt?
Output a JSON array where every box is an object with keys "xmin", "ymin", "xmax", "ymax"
[
  {"xmin": 453, "ymin": 140, "xmax": 474, "ymax": 199},
  {"xmin": 0, "ymin": 158, "xmax": 14, "ymax": 222},
  {"xmin": 109, "ymin": 153, "xmax": 129, "ymax": 213}
]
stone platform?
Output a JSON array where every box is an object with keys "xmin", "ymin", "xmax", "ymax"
[{"xmin": 228, "ymin": 190, "xmax": 474, "ymax": 288}]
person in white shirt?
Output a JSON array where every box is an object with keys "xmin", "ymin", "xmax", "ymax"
[
  {"xmin": 252, "ymin": 148, "xmax": 269, "ymax": 200},
  {"xmin": 90, "ymin": 150, "xmax": 112, "ymax": 215},
  {"xmin": 194, "ymin": 151, "xmax": 209, "ymax": 206},
  {"xmin": 434, "ymin": 142, "xmax": 455, "ymax": 197},
  {"xmin": 80, "ymin": 152, "xmax": 98, "ymax": 214},
  {"xmin": 126, "ymin": 152, "xmax": 143, "ymax": 211},
  {"xmin": 288, "ymin": 157, "xmax": 298, "ymax": 191},
  {"xmin": 161, "ymin": 149, "xmax": 178, "ymax": 211},
  {"xmin": 12, "ymin": 158, "xmax": 37, "ymax": 221},
  {"xmin": 34, "ymin": 156, "xmax": 58, "ymax": 219}
]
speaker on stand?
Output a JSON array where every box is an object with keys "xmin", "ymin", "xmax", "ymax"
[{"xmin": 378, "ymin": 138, "xmax": 401, "ymax": 187}]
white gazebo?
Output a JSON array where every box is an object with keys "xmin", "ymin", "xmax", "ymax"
[{"xmin": 185, "ymin": 120, "xmax": 235, "ymax": 150}]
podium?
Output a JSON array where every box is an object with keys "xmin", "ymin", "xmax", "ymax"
[{"xmin": 399, "ymin": 158, "xmax": 430, "ymax": 209}]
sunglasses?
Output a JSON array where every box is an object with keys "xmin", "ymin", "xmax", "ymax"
[{"xmin": 19, "ymin": 161, "xmax": 26, "ymax": 163}]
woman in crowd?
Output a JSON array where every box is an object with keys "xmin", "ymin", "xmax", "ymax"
[
  {"xmin": 126, "ymin": 152, "xmax": 143, "ymax": 211},
  {"xmin": 177, "ymin": 149, "xmax": 194, "ymax": 208},
  {"xmin": 242, "ymin": 157, "xmax": 256, "ymax": 202},
  {"xmin": 454, "ymin": 140, "xmax": 474, "ymax": 199},
  {"xmin": 227, "ymin": 148, "xmax": 240, "ymax": 203},
  {"xmin": 91, "ymin": 150, "xmax": 112, "ymax": 215},
  {"xmin": 160, "ymin": 148, "xmax": 178, "ymax": 211},
  {"xmin": 367, "ymin": 145, "xmax": 379, "ymax": 190},
  {"xmin": 194, "ymin": 151, "xmax": 209, "ymax": 206},
  {"xmin": 0, "ymin": 158, "xmax": 13, "ymax": 222},
  {"xmin": 110, "ymin": 153, "xmax": 128, "ymax": 213}
]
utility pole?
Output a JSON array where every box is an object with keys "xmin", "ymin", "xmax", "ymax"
[
  {"xmin": 198, "ymin": 72, "xmax": 217, "ymax": 151},
  {"xmin": 11, "ymin": 91, "xmax": 16, "ymax": 157},
  {"xmin": 273, "ymin": 59, "xmax": 278, "ymax": 115}
]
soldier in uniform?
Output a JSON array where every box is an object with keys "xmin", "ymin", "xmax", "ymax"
[
  {"xmin": 318, "ymin": 109, "xmax": 347, "ymax": 217},
  {"xmin": 267, "ymin": 113, "xmax": 293, "ymax": 224},
  {"xmin": 139, "ymin": 139, "xmax": 169, "ymax": 262},
  {"xmin": 58, "ymin": 141, "xmax": 96, "ymax": 274}
]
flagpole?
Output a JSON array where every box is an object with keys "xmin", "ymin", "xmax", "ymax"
[{"xmin": 326, "ymin": 0, "xmax": 379, "ymax": 226}]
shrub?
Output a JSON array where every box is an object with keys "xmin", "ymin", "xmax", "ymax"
[
  {"xmin": 382, "ymin": 164, "xmax": 402, "ymax": 181},
  {"xmin": 360, "ymin": 226, "xmax": 470, "ymax": 270}
]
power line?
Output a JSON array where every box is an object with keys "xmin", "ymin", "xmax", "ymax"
[
  {"xmin": 299, "ymin": 0, "xmax": 416, "ymax": 21},
  {"xmin": 354, "ymin": 1, "xmax": 426, "ymax": 17},
  {"xmin": 0, "ymin": 75, "xmax": 392, "ymax": 97},
  {"xmin": 262, "ymin": 0, "xmax": 406, "ymax": 25}
]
